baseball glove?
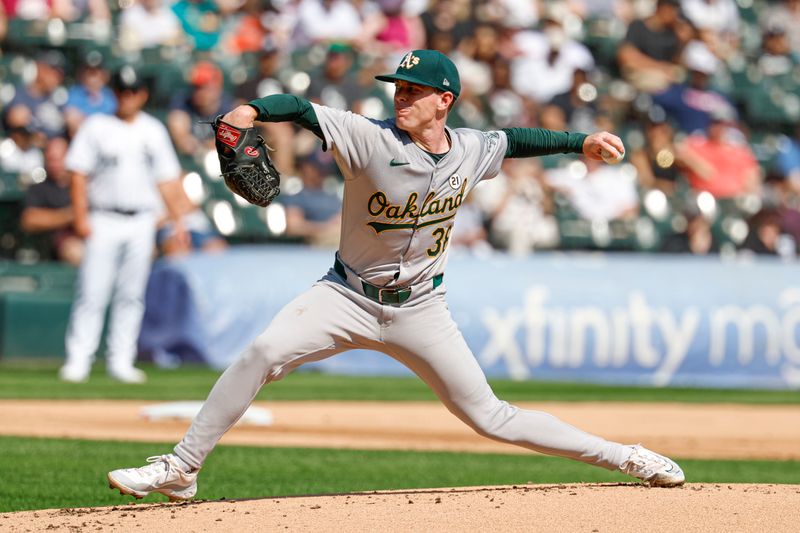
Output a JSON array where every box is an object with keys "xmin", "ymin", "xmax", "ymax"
[{"xmin": 212, "ymin": 116, "xmax": 281, "ymax": 207}]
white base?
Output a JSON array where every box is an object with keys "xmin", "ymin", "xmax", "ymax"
[{"xmin": 141, "ymin": 401, "xmax": 273, "ymax": 426}]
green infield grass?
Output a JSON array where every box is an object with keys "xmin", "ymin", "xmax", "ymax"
[
  {"xmin": 1, "ymin": 436, "xmax": 798, "ymax": 513},
  {"xmin": 1, "ymin": 359, "xmax": 799, "ymax": 403}
]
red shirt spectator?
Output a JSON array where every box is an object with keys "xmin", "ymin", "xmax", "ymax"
[
  {"xmin": 679, "ymin": 111, "xmax": 761, "ymax": 199},
  {"xmin": 361, "ymin": 0, "xmax": 424, "ymax": 55},
  {"xmin": 223, "ymin": 0, "xmax": 267, "ymax": 54}
]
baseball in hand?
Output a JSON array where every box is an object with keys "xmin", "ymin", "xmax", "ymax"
[{"xmin": 600, "ymin": 147, "xmax": 625, "ymax": 164}]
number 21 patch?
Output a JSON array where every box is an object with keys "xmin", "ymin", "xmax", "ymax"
[{"xmin": 448, "ymin": 174, "xmax": 461, "ymax": 190}]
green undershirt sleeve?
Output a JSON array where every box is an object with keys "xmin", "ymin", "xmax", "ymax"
[
  {"xmin": 247, "ymin": 94, "xmax": 323, "ymax": 140},
  {"xmin": 502, "ymin": 127, "xmax": 587, "ymax": 158}
]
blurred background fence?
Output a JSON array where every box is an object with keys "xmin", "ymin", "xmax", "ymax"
[{"xmin": 4, "ymin": 247, "xmax": 798, "ymax": 389}]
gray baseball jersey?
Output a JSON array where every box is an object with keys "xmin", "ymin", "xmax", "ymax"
[
  {"xmin": 174, "ymin": 103, "xmax": 631, "ymax": 476},
  {"xmin": 312, "ymin": 104, "xmax": 506, "ymax": 287}
]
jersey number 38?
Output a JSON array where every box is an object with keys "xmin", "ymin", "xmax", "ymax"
[{"xmin": 427, "ymin": 225, "xmax": 453, "ymax": 258}]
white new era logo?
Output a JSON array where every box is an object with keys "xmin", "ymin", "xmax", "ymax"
[{"xmin": 442, "ymin": 78, "xmax": 450, "ymax": 86}]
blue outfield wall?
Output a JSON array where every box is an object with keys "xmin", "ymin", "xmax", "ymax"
[{"xmin": 139, "ymin": 246, "xmax": 800, "ymax": 389}]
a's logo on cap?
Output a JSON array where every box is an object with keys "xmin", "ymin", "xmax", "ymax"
[
  {"xmin": 399, "ymin": 52, "xmax": 420, "ymax": 70},
  {"xmin": 442, "ymin": 78, "xmax": 449, "ymax": 86}
]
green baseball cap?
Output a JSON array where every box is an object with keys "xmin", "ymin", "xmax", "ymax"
[{"xmin": 375, "ymin": 50, "xmax": 461, "ymax": 98}]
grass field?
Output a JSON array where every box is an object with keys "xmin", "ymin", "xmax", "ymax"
[
  {"xmin": 2, "ymin": 360, "xmax": 799, "ymax": 403},
  {"xmin": 2, "ymin": 359, "xmax": 799, "ymax": 513},
  {"xmin": 2, "ymin": 436, "xmax": 799, "ymax": 513}
]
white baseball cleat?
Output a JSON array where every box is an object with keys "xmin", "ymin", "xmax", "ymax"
[
  {"xmin": 108, "ymin": 455, "xmax": 198, "ymax": 501},
  {"xmin": 107, "ymin": 365, "xmax": 147, "ymax": 384},
  {"xmin": 58, "ymin": 364, "xmax": 90, "ymax": 383},
  {"xmin": 619, "ymin": 444, "xmax": 685, "ymax": 487}
]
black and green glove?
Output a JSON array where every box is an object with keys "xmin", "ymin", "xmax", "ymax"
[{"xmin": 212, "ymin": 116, "xmax": 281, "ymax": 207}]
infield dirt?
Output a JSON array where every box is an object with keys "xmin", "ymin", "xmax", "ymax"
[{"xmin": 1, "ymin": 399, "xmax": 799, "ymax": 459}]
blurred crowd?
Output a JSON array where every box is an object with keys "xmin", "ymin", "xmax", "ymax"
[{"xmin": 1, "ymin": 0, "xmax": 799, "ymax": 263}]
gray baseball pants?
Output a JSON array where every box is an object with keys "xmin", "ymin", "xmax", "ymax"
[{"xmin": 175, "ymin": 272, "xmax": 630, "ymax": 471}]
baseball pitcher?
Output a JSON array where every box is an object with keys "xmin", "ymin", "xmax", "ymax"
[{"xmin": 108, "ymin": 50, "xmax": 683, "ymax": 500}]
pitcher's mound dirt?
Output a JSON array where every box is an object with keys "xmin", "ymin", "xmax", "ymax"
[{"xmin": 6, "ymin": 483, "xmax": 800, "ymax": 532}]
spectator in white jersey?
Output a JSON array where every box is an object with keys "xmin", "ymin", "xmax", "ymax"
[
  {"xmin": 0, "ymin": 107, "xmax": 43, "ymax": 176},
  {"xmin": 119, "ymin": 0, "xmax": 184, "ymax": 51},
  {"xmin": 60, "ymin": 66, "xmax": 189, "ymax": 384}
]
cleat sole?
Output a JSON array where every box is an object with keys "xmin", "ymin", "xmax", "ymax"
[{"xmin": 108, "ymin": 473, "xmax": 147, "ymax": 500}]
